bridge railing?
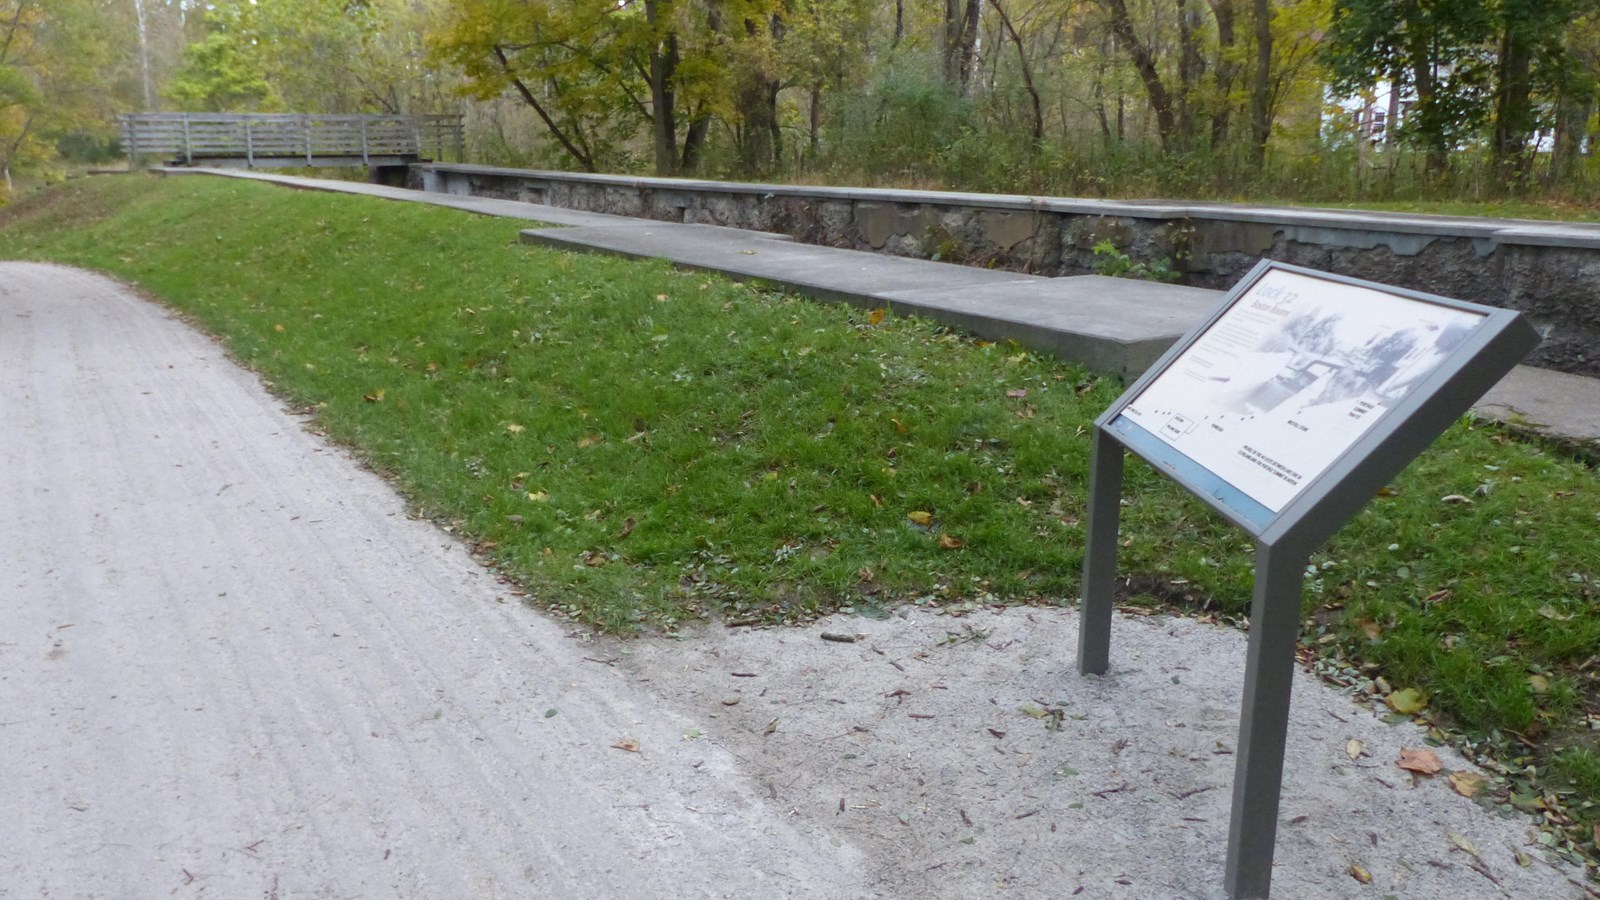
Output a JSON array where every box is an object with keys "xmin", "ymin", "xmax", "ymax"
[{"xmin": 119, "ymin": 113, "xmax": 465, "ymax": 167}]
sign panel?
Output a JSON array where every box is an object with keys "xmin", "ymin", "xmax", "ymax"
[{"xmin": 1114, "ymin": 268, "xmax": 1485, "ymax": 513}]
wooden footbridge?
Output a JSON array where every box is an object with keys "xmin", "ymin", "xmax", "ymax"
[{"xmin": 119, "ymin": 113, "xmax": 463, "ymax": 169}]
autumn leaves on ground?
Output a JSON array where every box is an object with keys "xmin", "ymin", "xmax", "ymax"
[{"xmin": 4, "ymin": 173, "xmax": 1600, "ymax": 864}]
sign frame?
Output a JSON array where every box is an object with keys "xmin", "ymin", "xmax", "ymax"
[{"xmin": 1076, "ymin": 259, "xmax": 1538, "ymax": 899}]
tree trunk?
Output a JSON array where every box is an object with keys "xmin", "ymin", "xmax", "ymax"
[
  {"xmin": 681, "ymin": 110, "xmax": 711, "ymax": 173},
  {"xmin": 1384, "ymin": 75, "xmax": 1400, "ymax": 148},
  {"xmin": 1101, "ymin": 0, "xmax": 1178, "ymax": 149},
  {"xmin": 1175, "ymin": 0, "xmax": 1204, "ymax": 147},
  {"xmin": 808, "ymin": 78, "xmax": 822, "ymax": 165},
  {"xmin": 646, "ymin": 0, "xmax": 680, "ymax": 176},
  {"xmin": 1551, "ymin": 94, "xmax": 1591, "ymax": 183},
  {"xmin": 494, "ymin": 47, "xmax": 597, "ymax": 172},
  {"xmin": 992, "ymin": 0, "xmax": 1043, "ymax": 144},
  {"xmin": 1406, "ymin": 38, "xmax": 1448, "ymax": 175},
  {"xmin": 1491, "ymin": 24, "xmax": 1535, "ymax": 184},
  {"xmin": 943, "ymin": 0, "xmax": 982, "ymax": 94},
  {"xmin": 1248, "ymin": 0, "xmax": 1272, "ymax": 164},
  {"xmin": 1208, "ymin": 0, "xmax": 1239, "ymax": 148}
]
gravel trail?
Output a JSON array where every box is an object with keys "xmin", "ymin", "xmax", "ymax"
[{"xmin": 0, "ymin": 263, "xmax": 860, "ymax": 899}]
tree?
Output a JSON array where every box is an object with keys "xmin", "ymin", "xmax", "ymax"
[
  {"xmin": 170, "ymin": 0, "xmax": 442, "ymax": 115},
  {"xmin": 1324, "ymin": 0, "xmax": 1494, "ymax": 174},
  {"xmin": 1488, "ymin": 0, "xmax": 1571, "ymax": 182},
  {"xmin": 0, "ymin": 0, "xmax": 120, "ymax": 192},
  {"xmin": 432, "ymin": 0, "xmax": 714, "ymax": 174}
]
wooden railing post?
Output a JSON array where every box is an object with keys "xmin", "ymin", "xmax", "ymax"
[{"xmin": 124, "ymin": 116, "xmax": 140, "ymax": 170}]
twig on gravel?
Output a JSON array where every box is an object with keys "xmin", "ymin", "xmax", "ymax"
[
  {"xmin": 1092, "ymin": 782, "xmax": 1131, "ymax": 798},
  {"xmin": 820, "ymin": 632, "xmax": 861, "ymax": 643},
  {"xmin": 869, "ymin": 644, "xmax": 907, "ymax": 671}
]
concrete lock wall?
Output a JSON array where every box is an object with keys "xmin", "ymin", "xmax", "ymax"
[{"xmin": 415, "ymin": 164, "xmax": 1600, "ymax": 376}]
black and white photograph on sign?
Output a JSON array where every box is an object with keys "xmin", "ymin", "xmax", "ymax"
[{"xmin": 1119, "ymin": 269, "xmax": 1485, "ymax": 512}]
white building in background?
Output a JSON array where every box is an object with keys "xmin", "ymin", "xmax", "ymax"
[
  {"xmin": 1330, "ymin": 80, "xmax": 1411, "ymax": 146},
  {"xmin": 1330, "ymin": 78, "xmax": 1561, "ymax": 153}
]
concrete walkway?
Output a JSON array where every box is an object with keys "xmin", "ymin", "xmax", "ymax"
[{"xmin": 155, "ymin": 167, "xmax": 1600, "ymax": 452}]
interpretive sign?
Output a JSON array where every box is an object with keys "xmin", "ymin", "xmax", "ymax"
[
  {"xmin": 1118, "ymin": 268, "xmax": 1484, "ymax": 514},
  {"xmin": 1076, "ymin": 260, "xmax": 1537, "ymax": 899}
]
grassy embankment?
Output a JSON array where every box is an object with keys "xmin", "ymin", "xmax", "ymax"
[{"xmin": 4, "ymin": 174, "xmax": 1600, "ymax": 866}]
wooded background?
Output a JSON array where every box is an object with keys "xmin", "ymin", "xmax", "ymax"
[{"xmin": 13, "ymin": 0, "xmax": 1600, "ymax": 203}]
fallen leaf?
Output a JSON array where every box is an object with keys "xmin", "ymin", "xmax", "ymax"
[
  {"xmin": 1448, "ymin": 770, "xmax": 1486, "ymax": 797},
  {"xmin": 1440, "ymin": 494, "xmax": 1474, "ymax": 505},
  {"xmin": 938, "ymin": 534, "xmax": 965, "ymax": 550},
  {"xmin": 577, "ymin": 434, "xmax": 603, "ymax": 449},
  {"xmin": 1357, "ymin": 618, "xmax": 1383, "ymax": 641},
  {"xmin": 615, "ymin": 517, "xmax": 636, "ymax": 540},
  {"xmin": 890, "ymin": 417, "xmax": 907, "ymax": 434},
  {"xmin": 611, "ymin": 739, "xmax": 640, "ymax": 752},
  {"xmin": 867, "ymin": 309, "xmax": 886, "ymax": 326},
  {"xmin": 1422, "ymin": 588, "xmax": 1452, "ymax": 605},
  {"xmin": 1346, "ymin": 739, "xmax": 1365, "ymax": 760},
  {"xmin": 1447, "ymin": 829, "xmax": 1481, "ymax": 860},
  {"xmin": 1386, "ymin": 688, "xmax": 1428, "ymax": 715},
  {"xmin": 273, "ymin": 323, "xmax": 286, "ymax": 333},
  {"xmin": 363, "ymin": 389, "xmax": 385, "ymax": 403},
  {"xmin": 1348, "ymin": 864, "xmax": 1372, "ymax": 884},
  {"xmin": 1537, "ymin": 604, "xmax": 1573, "ymax": 621},
  {"xmin": 1006, "ymin": 389, "xmax": 1028, "ymax": 399},
  {"xmin": 526, "ymin": 491, "xmax": 548, "ymax": 502},
  {"xmin": 762, "ymin": 718, "xmax": 778, "ymax": 736},
  {"xmin": 1376, "ymin": 486, "xmax": 1400, "ymax": 497},
  {"xmin": 907, "ymin": 510, "xmax": 934, "ymax": 527},
  {"xmin": 654, "ymin": 293, "xmax": 668, "ymax": 302},
  {"xmin": 1528, "ymin": 674, "xmax": 1550, "ymax": 694},
  {"xmin": 1397, "ymin": 747, "xmax": 1443, "ymax": 775},
  {"xmin": 504, "ymin": 422, "xmax": 524, "ymax": 433}
]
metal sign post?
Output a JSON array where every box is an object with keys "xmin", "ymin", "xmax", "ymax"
[{"xmin": 1077, "ymin": 260, "xmax": 1538, "ymax": 899}]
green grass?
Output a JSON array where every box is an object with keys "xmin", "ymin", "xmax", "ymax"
[{"xmin": 5, "ymin": 174, "xmax": 1600, "ymax": 865}]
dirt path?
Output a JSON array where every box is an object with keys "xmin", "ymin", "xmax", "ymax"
[{"xmin": 1, "ymin": 262, "xmax": 1590, "ymax": 899}]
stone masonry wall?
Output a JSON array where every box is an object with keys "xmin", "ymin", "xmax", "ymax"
[{"xmin": 418, "ymin": 165, "xmax": 1598, "ymax": 375}]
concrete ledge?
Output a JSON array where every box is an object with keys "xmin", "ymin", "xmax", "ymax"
[
  {"xmin": 424, "ymin": 164, "xmax": 1600, "ymax": 376},
  {"xmin": 418, "ymin": 163, "xmax": 1600, "ymax": 250}
]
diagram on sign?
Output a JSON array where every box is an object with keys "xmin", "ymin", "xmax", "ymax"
[{"xmin": 1119, "ymin": 268, "xmax": 1484, "ymax": 512}]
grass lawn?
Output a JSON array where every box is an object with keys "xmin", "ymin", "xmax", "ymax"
[{"xmin": 5, "ymin": 173, "xmax": 1600, "ymax": 867}]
